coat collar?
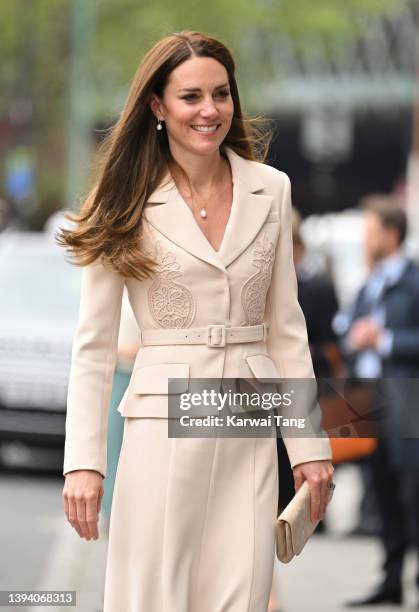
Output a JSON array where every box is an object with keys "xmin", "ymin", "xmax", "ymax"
[{"xmin": 143, "ymin": 146, "xmax": 273, "ymax": 272}]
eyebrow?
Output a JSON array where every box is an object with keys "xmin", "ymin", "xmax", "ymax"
[{"xmin": 177, "ymin": 82, "xmax": 230, "ymax": 93}]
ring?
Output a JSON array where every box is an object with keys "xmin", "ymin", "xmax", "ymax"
[{"xmin": 327, "ymin": 482, "xmax": 336, "ymax": 490}]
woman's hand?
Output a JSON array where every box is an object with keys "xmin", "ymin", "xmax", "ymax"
[
  {"xmin": 62, "ymin": 470, "xmax": 104, "ymax": 540},
  {"xmin": 292, "ymin": 459, "xmax": 334, "ymax": 524}
]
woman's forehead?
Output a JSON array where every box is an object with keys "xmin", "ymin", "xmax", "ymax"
[{"xmin": 166, "ymin": 57, "xmax": 228, "ymax": 90}]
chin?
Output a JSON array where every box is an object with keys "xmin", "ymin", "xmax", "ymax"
[{"xmin": 189, "ymin": 141, "xmax": 223, "ymax": 155}]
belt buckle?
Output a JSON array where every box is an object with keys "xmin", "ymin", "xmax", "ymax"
[{"xmin": 207, "ymin": 324, "xmax": 226, "ymax": 348}]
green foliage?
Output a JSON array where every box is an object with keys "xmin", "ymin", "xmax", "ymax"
[
  {"xmin": 0, "ymin": 0, "xmax": 407, "ymax": 115},
  {"xmin": 0, "ymin": 0, "xmax": 408, "ymax": 223}
]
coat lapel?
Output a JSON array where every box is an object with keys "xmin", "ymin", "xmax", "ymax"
[
  {"xmin": 217, "ymin": 148, "xmax": 273, "ymax": 268},
  {"xmin": 143, "ymin": 146, "xmax": 273, "ymax": 272}
]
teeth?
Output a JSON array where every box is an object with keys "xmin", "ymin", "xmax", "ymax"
[{"xmin": 191, "ymin": 125, "xmax": 218, "ymax": 132}]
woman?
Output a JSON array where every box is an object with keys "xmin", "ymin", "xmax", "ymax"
[{"xmin": 58, "ymin": 30, "xmax": 334, "ymax": 612}]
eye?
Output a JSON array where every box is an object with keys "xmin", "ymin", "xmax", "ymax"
[
  {"xmin": 216, "ymin": 90, "xmax": 230, "ymax": 98},
  {"xmin": 181, "ymin": 90, "xmax": 231, "ymax": 102}
]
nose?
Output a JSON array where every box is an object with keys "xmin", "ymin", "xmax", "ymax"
[{"xmin": 200, "ymin": 96, "xmax": 219, "ymax": 119}]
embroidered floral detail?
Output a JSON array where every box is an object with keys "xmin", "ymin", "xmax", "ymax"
[
  {"xmin": 241, "ymin": 233, "xmax": 275, "ymax": 325},
  {"xmin": 148, "ymin": 241, "xmax": 196, "ymax": 328}
]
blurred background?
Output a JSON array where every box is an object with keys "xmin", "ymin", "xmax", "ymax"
[{"xmin": 1, "ymin": 1, "xmax": 419, "ymax": 610}]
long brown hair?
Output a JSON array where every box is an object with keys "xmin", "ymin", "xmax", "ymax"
[{"xmin": 55, "ymin": 30, "xmax": 273, "ymax": 280}]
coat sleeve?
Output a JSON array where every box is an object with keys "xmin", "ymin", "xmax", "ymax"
[
  {"xmin": 63, "ymin": 257, "xmax": 125, "ymax": 478},
  {"xmin": 264, "ymin": 172, "xmax": 332, "ymax": 469},
  {"xmin": 389, "ymin": 284, "xmax": 419, "ymax": 359},
  {"xmin": 391, "ymin": 328, "xmax": 419, "ymax": 359}
]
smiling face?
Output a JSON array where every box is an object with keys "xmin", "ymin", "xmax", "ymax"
[{"xmin": 151, "ymin": 55, "xmax": 234, "ymax": 157}]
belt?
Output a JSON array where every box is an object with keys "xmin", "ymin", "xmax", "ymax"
[{"xmin": 139, "ymin": 323, "xmax": 268, "ymax": 348}]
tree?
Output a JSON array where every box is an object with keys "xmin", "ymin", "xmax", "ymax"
[{"xmin": 0, "ymin": 0, "xmax": 406, "ymax": 222}]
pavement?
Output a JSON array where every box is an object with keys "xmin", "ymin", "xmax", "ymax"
[
  {"xmin": 272, "ymin": 534, "xmax": 418, "ymax": 612},
  {"xmin": 26, "ymin": 517, "xmax": 108, "ymax": 612},
  {"xmin": 1, "ymin": 462, "xmax": 418, "ymax": 612},
  {"xmin": 272, "ymin": 463, "xmax": 418, "ymax": 612},
  {"xmin": 26, "ymin": 524, "xmax": 419, "ymax": 612}
]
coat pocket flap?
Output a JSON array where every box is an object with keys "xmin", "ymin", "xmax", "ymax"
[
  {"xmin": 132, "ymin": 363, "xmax": 190, "ymax": 394},
  {"xmin": 245, "ymin": 354, "xmax": 281, "ymax": 382}
]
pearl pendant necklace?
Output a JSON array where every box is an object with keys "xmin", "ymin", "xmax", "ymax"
[{"xmin": 200, "ymin": 208, "xmax": 207, "ymax": 219}]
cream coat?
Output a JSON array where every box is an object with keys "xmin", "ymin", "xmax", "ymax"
[
  {"xmin": 63, "ymin": 146, "xmax": 331, "ymax": 476},
  {"xmin": 63, "ymin": 146, "xmax": 332, "ymax": 612}
]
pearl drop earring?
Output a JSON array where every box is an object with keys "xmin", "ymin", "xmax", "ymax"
[{"xmin": 156, "ymin": 118, "xmax": 163, "ymax": 131}]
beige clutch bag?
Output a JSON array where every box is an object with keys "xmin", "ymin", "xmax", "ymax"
[{"xmin": 276, "ymin": 480, "xmax": 335, "ymax": 563}]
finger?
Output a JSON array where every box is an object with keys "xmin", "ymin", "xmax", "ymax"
[
  {"xmin": 294, "ymin": 471, "xmax": 304, "ymax": 492},
  {"xmin": 63, "ymin": 489, "xmax": 69, "ymax": 519},
  {"xmin": 325, "ymin": 476, "xmax": 335, "ymax": 508},
  {"xmin": 309, "ymin": 481, "xmax": 321, "ymax": 523},
  {"xmin": 67, "ymin": 496, "xmax": 84, "ymax": 538},
  {"xmin": 75, "ymin": 495, "xmax": 90, "ymax": 539},
  {"xmin": 319, "ymin": 480, "xmax": 328, "ymax": 519},
  {"xmin": 86, "ymin": 495, "xmax": 99, "ymax": 540}
]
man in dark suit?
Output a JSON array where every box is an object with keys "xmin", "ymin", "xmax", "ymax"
[{"xmin": 340, "ymin": 196, "xmax": 419, "ymax": 607}]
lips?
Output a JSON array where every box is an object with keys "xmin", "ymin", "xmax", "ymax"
[{"xmin": 191, "ymin": 124, "xmax": 220, "ymax": 132}]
